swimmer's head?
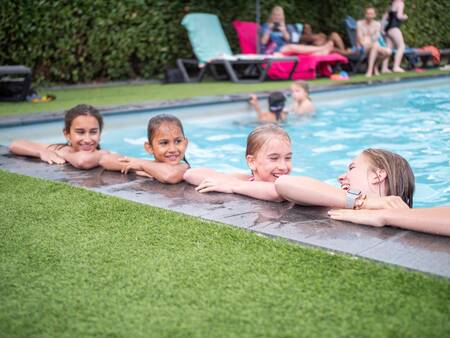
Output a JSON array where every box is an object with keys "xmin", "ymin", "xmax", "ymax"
[
  {"xmin": 291, "ymin": 81, "xmax": 310, "ymax": 102},
  {"xmin": 246, "ymin": 124, "xmax": 292, "ymax": 182},
  {"xmin": 145, "ymin": 114, "xmax": 188, "ymax": 164},
  {"xmin": 268, "ymin": 91, "xmax": 286, "ymax": 121}
]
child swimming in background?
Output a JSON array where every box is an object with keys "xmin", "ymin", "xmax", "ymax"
[
  {"xmin": 249, "ymin": 91, "xmax": 287, "ymax": 122},
  {"xmin": 183, "ymin": 124, "xmax": 292, "ymax": 201},
  {"xmin": 9, "ymin": 104, "xmax": 107, "ymax": 169},
  {"xmin": 290, "ymin": 81, "xmax": 315, "ymax": 115},
  {"xmin": 100, "ymin": 114, "xmax": 189, "ymax": 184}
]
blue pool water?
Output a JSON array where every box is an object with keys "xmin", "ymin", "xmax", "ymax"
[
  {"xmin": 104, "ymin": 82, "xmax": 450, "ymax": 208},
  {"xmin": 1, "ymin": 79, "xmax": 449, "ymax": 207}
]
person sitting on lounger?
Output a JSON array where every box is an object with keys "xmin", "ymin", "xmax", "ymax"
[
  {"xmin": 357, "ymin": 6, "xmax": 392, "ymax": 77},
  {"xmin": 261, "ymin": 6, "xmax": 333, "ymax": 56}
]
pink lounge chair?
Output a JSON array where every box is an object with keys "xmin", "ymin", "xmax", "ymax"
[{"xmin": 232, "ymin": 20, "xmax": 348, "ymax": 80}]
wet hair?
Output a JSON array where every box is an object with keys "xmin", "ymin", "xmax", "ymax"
[
  {"xmin": 52, "ymin": 104, "xmax": 103, "ymax": 150},
  {"xmin": 362, "ymin": 148, "xmax": 415, "ymax": 207},
  {"xmin": 64, "ymin": 104, "xmax": 103, "ymax": 134},
  {"xmin": 268, "ymin": 91, "xmax": 286, "ymax": 121},
  {"xmin": 147, "ymin": 114, "xmax": 189, "ymax": 165},
  {"xmin": 292, "ymin": 81, "xmax": 311, "ymax": 99},
  {"xmin": 246, "ymin": 124, "xmax": 291, "ymax": 157}
]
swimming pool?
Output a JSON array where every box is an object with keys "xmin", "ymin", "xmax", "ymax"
[{"xmin": 1, "ymin": 77, "xmax": 449, "ymax": 207}]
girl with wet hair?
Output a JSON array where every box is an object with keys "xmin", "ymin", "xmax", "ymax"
[
  {"xmin": 9, "ymin": 104, "xmax": 107, "ymax": 169},
  {"xmin": 275, "ymin": 148, "xmax": 415, "ymax": 209},
  {"xmin": 249, "ymin": 92, "xmax": 287, "ymax": 122},
  {"xmin": 100, "ymin": 114, "xmax": 189, "ymax": 184},
  {"xmin": 184, "ymin": 124, "xmax": 292, "ymax": 201}
]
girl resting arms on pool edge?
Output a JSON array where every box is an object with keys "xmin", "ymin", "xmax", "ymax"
[
  {"xmin": 275, "ymin": 148, "xmax": 414, "ymax": 209},
  {"xmin": 328, "ymin": 206, "xmax": 450, "ymax": 237},
  {"xmin": 184, "ymin": 124, "xmax": 292, "ymax": 202},
  {"xmin": 9, "ymin": 104, "xmax": 107, "ymax": 169},
  {"xmin": 99, "ymin": 114, "xmax": 189, "ymax": 184}
]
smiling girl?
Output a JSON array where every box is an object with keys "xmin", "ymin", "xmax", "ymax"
[
  {"xmin": 275, "ymin": 148, "xmax": 415, "ymax": 209},
  {"xmin": 9, "ymin": 104, "xmax": 106, "ymax": 169},
  {"xmin": 183, "ymin": 124, "xmax": 292, "ymax": 201},
  {"xmin": 99, "ymin": 114, "xmax": 189, "ymax": 184}
]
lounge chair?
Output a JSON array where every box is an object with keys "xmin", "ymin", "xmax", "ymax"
[
  {"xmin": 343, "ymin": 16, "xmax": 432, "ymax": 71},
  {"xmin": 177, "ymin": 13, "xmax": 298, "ymax": 83},
  {"xmin": 0, "ymin": 65, "xmax": 32, "ymax": 101},
  {"xmin": 233, "ymin": 20, "xmax": 348, "ymax": 80}
]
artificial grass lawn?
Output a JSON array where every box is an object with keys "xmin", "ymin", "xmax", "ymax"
[
  {"xmin": 1, "ymin": 170, "xmax": 449, "ymax": 338},
  {"xmin": 0, "ymin": 69, "xmax": 449, "ymax": 117}
]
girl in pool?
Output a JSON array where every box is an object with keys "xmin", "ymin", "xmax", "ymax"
[
  {"xmin": 290, "ymin": 81, "xmax": 315, "ymax": 115},
  {"xmin": 99, "ymin": 114, "xmax": 189, "ymax": 184},
  {"xmin": 249, "ymin": 91, "xmax": 287, "ymax": 123},
  {"xmin": 9, "ymin": 104, "xmax": 106, "ymax": 169},
  {"xmin": 275, "ymin": 148, "xmax": 415, "ymax": 209},
  {"xmin": 183, "ymin": 124, "xmax": 292, "ymax": 202}
]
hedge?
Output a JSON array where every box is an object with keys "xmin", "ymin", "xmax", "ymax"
[{"xmin": 1, "ymin": 0, "xmax": 449, "ymax": 84}]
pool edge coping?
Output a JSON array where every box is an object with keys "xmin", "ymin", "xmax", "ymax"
[{"xmin": 1, "ymin": 72, "xmax": 449, "ymax": 128}]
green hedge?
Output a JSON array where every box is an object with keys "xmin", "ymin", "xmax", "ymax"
[{"xmin": 1, "ymin": 0, "xmax": 449, "ymax": 84}]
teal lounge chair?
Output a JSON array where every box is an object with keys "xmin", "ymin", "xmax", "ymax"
[{"xmin": 177, "ymin": 13, "xmax": 298, "ymax": 83}]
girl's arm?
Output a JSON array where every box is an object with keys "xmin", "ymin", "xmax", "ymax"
[
  {"xmin": 123, "ymin": 159, "xmax": 188, "ymax": 184},
  {"xmin": 276, "ymin": 175, "xmax": 347, "ymax": 207},
  {"xmin": 275, "ymin": 175, "xmax": 409, "ymax": 209},
  {"xmin": 396, "ymin": 1, "xmax": 408, "ymax": 20},
  {"xmin": 185, "ymin": 168, "xmax": 282, "ymax": 202},
  {"xmin": 328, "ymin": 207, "xmax": 450, "ymax": 237},
  {"xmin": 9, "ymin": 140, "xmax": 65, "ymax": 164},
  {"xmin": 55, "ymin": 147, "xmax": 106, "ymax": 170},
  {"xmin": 249, "ymin": 95, "xmax": 265, "ymax": 120},
  {"xmin": 261, "ymin": 24, "xmax": 272, "ymax": 45}
]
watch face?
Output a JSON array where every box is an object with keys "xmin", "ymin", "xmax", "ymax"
[{"xmin": 347, "ymin": 189, "xmax": 361, "ymax": 196}]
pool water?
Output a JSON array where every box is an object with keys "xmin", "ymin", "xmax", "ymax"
[
  {"xmin": 1, "ymin": 79, "xmax": 449, "ymax": 207},
  {"xmin": 106, "ymin": 82, "xmax": 450, "ymax": 208}
]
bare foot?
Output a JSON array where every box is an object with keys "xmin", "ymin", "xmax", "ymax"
[
  {"xmin": 381, "ymin": 68, "xmax": 392, "ymax": 73},
  {"xmin": 374, "ymin": 68, "xmax": 380, "ymax": 76},
  {"xmin": 393, "ymin": 67, "xmax": 405, "ymax": 73},
  {"xmin": 365, "ymin": 72, "xmax": 373, "ymax": 78}
]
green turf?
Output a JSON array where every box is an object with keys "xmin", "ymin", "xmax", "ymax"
[
  {"xmin": 1, "ymin": 169, "xmax": 449, "ymax": 338},
  {"xmin": 0, "ymin": 69, "xmax": 448, "ymax": 117}
]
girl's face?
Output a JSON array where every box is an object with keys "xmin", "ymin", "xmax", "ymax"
[
  {"xmin": 64, "ymin": 115, "xmax": 101, "ymax": 152},
  {"xmin": 272, "ymin": 8, "xmax": 284, "ymax": 23},
  {"xmin": 247, "ymin": 137, "xmax": 292, "ymax": 182},
  {"xmin": 338, "ymin": 153, "xmax": 382, "ymax": 195},
  {"xmin": 291, "ymin": 84, "xmax": 308, "ymax": 102},
  {"xmin": 145, "ymin": 122, "xmax": 188, "ymax": 164}
]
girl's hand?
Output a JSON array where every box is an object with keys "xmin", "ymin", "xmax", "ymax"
[
  {"xmin": 249, "ymin": 94, "xmax": 258, "ymax": 106},
  {"xmin": 328, "ymin": 209, "xmax": 386, "ymax": 227},
  {"xmin": 40, "ymin": 149, "xmax": 66, "ymax": 164},
  {"xmin": 364, "ymin": 195, "xmax": 409, "ymax": 210},
  {"xmin": 135, "ymin": 170, "xmax": 154, "ymax": 179},
  {"xmin": 118, "ymin": 157, "xmax": 143, "ymax": 174},
  {"xmin": 196, "ymin": 176, "xmax": 240, "ymax": 194}
]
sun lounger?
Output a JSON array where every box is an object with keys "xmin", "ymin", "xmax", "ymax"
[
  {"xmin": 233, "ymin": 20, "xmax": 347, "ymax": 80},
  {"xmin": 177, "ymin": 13, "xmax": 298, "ymax": 83},
  {"xmin": 0, "ymin": 65, "xmax": 32, "ymax": 101}
]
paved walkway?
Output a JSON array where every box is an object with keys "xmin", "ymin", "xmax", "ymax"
[{"xmin": 1, "ymin": 146, "xmax": 449, "ymax": 278}]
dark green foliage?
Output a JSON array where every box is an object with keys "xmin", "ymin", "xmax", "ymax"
[{"xmin": 1, "ymin": 0, "xmax": 449, "ymax": 84}]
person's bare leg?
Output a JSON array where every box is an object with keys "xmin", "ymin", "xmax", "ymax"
[
  {"xmin": 381, "ymin": 36, "xmax": 393, "ymax": 73},
  {"xmin": 365, "ymin": 45, "xmax": 378, "ymax": 77},
  {"xmin": 389, "ymin": 28, "xmax": 406, "ymax": 72},
  {"xmin": 280, "ymin": 42, "xmax": 332, "ymax": 55},
  {"xmin": 329, "ymin": 32, "xmax": 346, "ymax": 51}
]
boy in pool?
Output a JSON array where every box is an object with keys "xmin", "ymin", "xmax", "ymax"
[{"xmin": 249, "ymin": 91, "xmax": 287, "ymax": 123}]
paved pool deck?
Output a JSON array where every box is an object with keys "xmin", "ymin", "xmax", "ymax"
[{"xmin": 1, "ymin": 146, "xmax": 449, "ymax": 279}]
